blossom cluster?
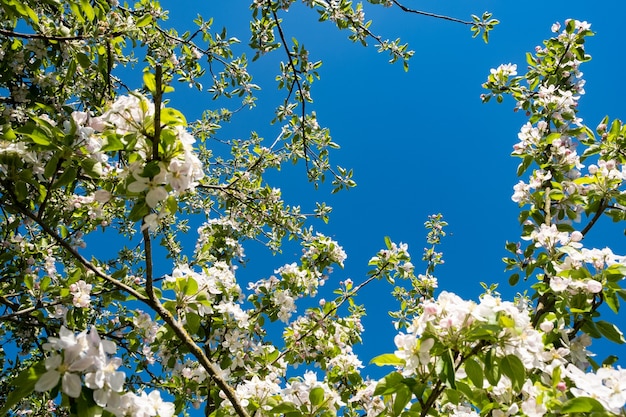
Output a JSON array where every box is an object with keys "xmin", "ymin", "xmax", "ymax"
[
  {"xmin": 390, "ymin": 289, "xmax": 624, "ymax": 415},
  {"xmin": 566, "ymin": 364, "xmax": 626, "ymax": 414},
  {"xmin": 34, "ymin": 326, "xmax": 174, "ymax": 417},
  {"xmin": 166, "ymin": 262, "xmax": 244, "ymax": 320}
]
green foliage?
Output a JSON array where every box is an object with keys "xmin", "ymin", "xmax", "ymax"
[{"xmin": 4, "ymin": 1, "xmax": 626, "ymax": 417}]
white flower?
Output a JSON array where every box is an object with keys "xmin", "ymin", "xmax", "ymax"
[
  {"xmin": 147, "ymin": 390, "xmax": 176, "ymax": 417},
  {"xmin": 69, "ymin": 280, "xmax": 92, "ymax": 308},
  {"xmin": 549, "ymin": 276, "xmax": 571, "ymax": 292},
  {"xmin": 586, "ymin": 279, "xmax": 603, "ymax": 294},
  {"xmin": 539, "ymin": 320, "xmax": 555, "ymax": 333},
  {"xmin": 127, "ymin": 167, "xmax": 168, "ymax": 208},
  {"xmin": 93, "ymin": 189, "xmax": 112, "ymax": 203},
  {"xmin": 491, "ymin": 63, "xmax": 517, "ymax": 78},
  {"xmin": 35, "ymin": 351, "xmax": 93, "ymax": 398},
  {"xmin": 141, "ymin": 213, "xmax": 160, "ymax": 232}
]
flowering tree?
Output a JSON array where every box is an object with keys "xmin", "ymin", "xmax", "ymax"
[{"xmin": 0, "ymin": 1, "xmax": 624, "ymax": 417}]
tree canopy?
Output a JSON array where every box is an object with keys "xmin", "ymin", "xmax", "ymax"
[{"xmin": 0, "ymin": 2, "xmax": 625, "ymax": 417}]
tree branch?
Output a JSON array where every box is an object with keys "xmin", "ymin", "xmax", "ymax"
[
  {"xmin": 140, "ymin": 225, "xmax": 250, "ymax": 417},
  {"xmin": 16, "ymin": 206, "xmax": 148, "ymax": 303},
  {"xmin": 391, "ymin": 0, "xmax": 474, "ymax": 25},
  {"xmin": 272, "ymin": 260, "xmax": 390, "ymax": 366},
  {"xmin": 0, "ymin": 27, "xmax": 123, "ymax": 41},
  {"xmin": 270, "ymin": 8, "xmax": 311, "ymax": 173},
  {"xmin": 581, "ymin": 198, "xmax": 608, "ymax": 236}
]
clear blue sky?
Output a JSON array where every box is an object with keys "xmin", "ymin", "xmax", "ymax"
[{"xmin": 153, "ymin": 1, "xmax": 626, "ymax": 373}]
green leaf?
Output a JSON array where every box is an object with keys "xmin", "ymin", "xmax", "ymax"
[
  {"xmin": 464, "ymin": 358, "xmax": 483, "ymax": 388},
  {"xmin": 309, "ymin": 386, "xmax": 325, "ymax": 407},
  {"xmin": 24, "ymin": 274, "xmax": 34, "ymax": 291},
  {"xmin": 12, "ymin": 2, "xmax": 38, "ymax": 23},
  {"xmin": 270, "ymin": 402, "xmax": 298, "ymax": 414},
  {"xmin": 53, "ymin": 166, "xmax": 78, "ymax": 189},
  {"xmin": 161, "ymin": 108, "xmax": 187, "ymax": 126},
  {"xmin": 605, "ymin": 264, "xmax": 626, "ymax": 281},
  {"xmin": 439, "ymin": 349, "xmax": 456, "ymax": 389},
  {"xmin": 136, "ymin": 13, "xmax": 153, "ymax": 27},
  {"xmin": 185, "ymin": 312, "xmax": 201, "ymax": 334},
  {"xmin": 596, "ymin": 320, "xmax": 625, "ymax": 344},
  {"xmin": 128, "ymin": 202, "xmax": 149, "ymax": 222},
  {"xmin": 499, "ymin": 354, "xmax": 525, "ymax": 392},
  {"xmin": 100, "ymin": 135, "xmax": 124, "ymax": 152},
  {"xmin": 69, "ymin": 1, "xmax": 84, "ymax": 23},
  {"xmin": 516, "ymin": 155, "xmax": 533, "ymax": 177},
  {"xmin": 76, "ymin": 388, "xmax": 103, "ymax": 417},
  {"xmin": 483, "ymin": 350, "xmax": 500, "ymax": 386},
  {"xmin": 17, "ymin": 123, "xmax": 51, "ymax": 146},
  {"xmin": 560, "ymin": 397, "xmax": 606, "ymax": 413},
  {"xmin": 166, "ymin": 195, "xmax": 178, "ymax": 214},
  {"xmin": 370, "ymin": 353, "xmax": 405, "ymax": 367},
  {"xmin": 392, "ymin": 385, "xmax": 411, "ymax": 417},
  {"xmin": 0, "ymin": 361, "xmax": 46, "ymax": 416},
  {"xmin": 143, "ymin": 71, "xmax": 156, "ymax": 94},
  {"xmin": 183, "ymin": 277, "xmax": 199, "ymax": 296},
  {"xmin": 79, "ymin": 0, "xmax": 95, "ymax": 22},
  {"xmin": 605, "ymin": 290, "xmax": 620, "ymax": 314},
  {"xmin": 76, "ymin": 52, "xmax": 92, "ymax": 69},
  {"xmin": 374, "ymin": 372, "xmax": 404, "ymax": 396}
]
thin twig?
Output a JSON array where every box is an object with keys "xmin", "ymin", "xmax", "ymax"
[
  {"xmin": 270, "ymin": 7, "xmax": 311, "ymax": 173},
  {"xmin": 272, "ymin": 261, "xmax": 389, "ymax": 366},
  {"xmin": 391, "ymin": 0, "xmax": 474, "ymax": 25},
  {"xmin": 581, "ymin": 198, "xmax": 608, "ymax": 236},
  {"xmin": 15, "ymin": 206, "xmax": 148, "ymax": 302}
]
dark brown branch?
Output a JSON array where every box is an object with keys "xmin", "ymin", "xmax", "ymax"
[
  {"xmin": 0, "ymin": 27, "xmax": 123, "ymax": 41},
  {"xmin": 581, "ymin": 198, "xmax": 608, "ymax": 236},
  {"xmin": 391, "ymin": 0, "xmax": 474, "ymax": 25},
  {"xmin": 270, "ymin": 8, "xmax": 311, "ymax": 172},
  {"xmin": 15, "ymin": 205, "xmax": 148, "ymax": 303},
  {"xmin": 14, "ymin": 201, "xmax": 249, "ymax": 416},
  {"xmin": 139, "ymin": 227, "xmax": 250, "ymax": 417}
]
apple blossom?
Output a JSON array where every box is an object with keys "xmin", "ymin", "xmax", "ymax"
[{"xmin": 3, "ymin": 2, "xmax": 626, "ymax": 417}]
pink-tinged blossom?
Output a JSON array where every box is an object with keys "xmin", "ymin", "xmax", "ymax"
[
  {"xmin": 230, "ymin": 375, "xmax": 281, "ymax": 409},
  {"xmin": 34, "ymin": 352, "xmax": 91, "ymax": 397},
  {"xmin": 549, "ymin": 276, "xmax": 571, "ymax": 292},
  {"xmin": 539, "ymin": 320, "xmax": 555, "ymax": 333},
  {"xmin": 512, "ymin": 181, "xmax": 531, "ymax": 203},
  {"xmin": 327, "ymin": 349, "xmax": 364, "ymax": 373},
  {"xmin": 69, "ymin": 280, "xmax": 92, "ymax": 308},
  {"xmin": 272, "ymin": 290, "xmax": 296, "ymax": 323},
  {"xmin": 490, "ymin": 63, "xmax": 517, "ymax": 83},
  {"xmin": 349, "ymin": 379, "xmax": 385, "ymax": 417},
  {"xmin": 528, "ymin": 169, "xmax": 552, "ymax": 189},
  {"xmin": 586, "ymin": 279, "xmax": 603, "ymax": 294},
  {"xmin": 95, "ymin": 93, "xmax": 154, "ymax": 135},
  {"xmin": 93, "ymin": 189, "xmax": 111, "ymax": 203}
]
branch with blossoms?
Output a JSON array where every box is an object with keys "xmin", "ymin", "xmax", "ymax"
[{"xmin": 364, "ymin": 20, "xmax": 626, "ymax": 417}]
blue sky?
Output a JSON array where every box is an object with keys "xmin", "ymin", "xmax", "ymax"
[{"xmin": 154, "ymin": 1, "xmax": 626, "ymax": 373}]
